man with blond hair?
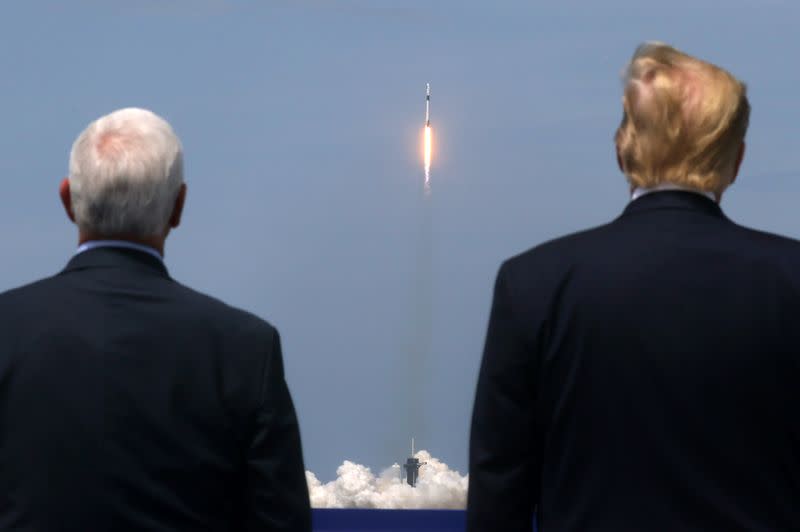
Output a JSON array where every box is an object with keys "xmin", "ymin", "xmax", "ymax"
[
  {"xmin": 0, "ymin": 108, "xmax": 312, "ymax": 531},
  {"xmin": 468, "ymin": 43, "xmax": 799, "ymax": 531}
]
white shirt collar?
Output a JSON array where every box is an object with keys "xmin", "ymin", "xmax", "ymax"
[
  {"xmin": 75, "ymin": 240, "xmax": 163, "ymax": 262},
  {"xmin": 631, "ymin": 183, "xmax": 717, "ymax": 203}
]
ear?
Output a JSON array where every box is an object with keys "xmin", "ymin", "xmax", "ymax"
[
  {"xmin": 59, "ymin": 178, "xmax": 76, "ymax": 223},
  {"xmin": 168, "ymin": 183, "xmax": 187, "ymax": 229},
  {"xmin": 616, "ymin": 147, "xmax": 624, "ymax": 173},
  {"xmin": 731, "ymin": 142, "xmax": 745, "ymax": 186}
]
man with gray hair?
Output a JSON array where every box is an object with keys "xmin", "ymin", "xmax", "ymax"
[
  {"xmin": 0, "ymin": 108, "xmax": 312, "ymax": 531},
  {"xmin": 468, "ymin": 43, "xmax": 800, "ymax": 530}
]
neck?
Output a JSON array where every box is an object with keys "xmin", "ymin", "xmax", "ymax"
[{"xmin": 78, "ymin": 232, "xmax": 166, "ymax": 256}]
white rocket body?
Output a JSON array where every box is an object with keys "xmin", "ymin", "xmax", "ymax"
[{"xmin": 425, "ymin": 83, "xmax": 430, "ymax": 127}]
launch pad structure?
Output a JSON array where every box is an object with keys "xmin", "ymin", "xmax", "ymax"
[{"xmin": 402, "ymin": 438, "xmax": 426, "ymax": 487}]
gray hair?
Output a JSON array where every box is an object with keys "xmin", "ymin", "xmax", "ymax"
[{"xmin": 68, "ymin": 108, "xmax": 184, "ymax": 237}]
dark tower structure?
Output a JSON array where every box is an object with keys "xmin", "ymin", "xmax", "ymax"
[
  {"xmin": 402, "ymin": 438, "xmax": 426, "ymax": 487},
  {"xmin": 403, "ymin": 456, "xmax": 422, "ymax": 487}
]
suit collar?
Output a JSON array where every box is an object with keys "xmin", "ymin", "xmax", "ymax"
[
  {"xmin": 622, "ymin": 190, "xmax": 726, "ymax": 219},
  {"xmin": 62, "ymin": 246, "xmax": 169, "ymax": 277},
  {"xmin": 76, "ymin": 239, "xmax": 163, "ymax": 262}
]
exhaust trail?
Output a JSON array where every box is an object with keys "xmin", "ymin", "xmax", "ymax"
[{"xmin": 406, "ymin": 83, "xmax": 434, "ymax": 446}]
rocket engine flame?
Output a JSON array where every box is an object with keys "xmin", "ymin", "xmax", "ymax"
[{"xmin": 424, "ymin": 125, "xmax": 432, "ymax": 193}]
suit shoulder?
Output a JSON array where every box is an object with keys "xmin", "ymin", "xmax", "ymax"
[
  {"xmin": 728, "ymin": 224, "xmax": 800, "ymax": 284},
  {"xmin": 0, "ymin": 275, "xmax": 61, "ymax": 306},
  {"xmin": 167, "ymin": 281, "xmax": 277, "ymax": 337},
  {"xmin": 732, "ymin": 223, "xmax": 800, "ymax": 253},
  {"xmin": 502, "ymin": 222, "xmax": 614, "ymax": 275}
]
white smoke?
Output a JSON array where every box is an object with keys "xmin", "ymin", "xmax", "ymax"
[{"xmin": 306, "ymin": 450, "xmax": 468, "ymax": 509}]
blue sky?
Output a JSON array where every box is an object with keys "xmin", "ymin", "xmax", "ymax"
[{"xmin": 0, "ymin": 0, "xmax": 798, "ymax": 479}]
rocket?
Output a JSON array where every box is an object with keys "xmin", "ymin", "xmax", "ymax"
[
  {"xmin": 425, "ymin": 83, "xmax": 431, "ymax": 127},
  {"xmin": 423, "ymin": 82, "xmax": 432, "ymax": 192}
]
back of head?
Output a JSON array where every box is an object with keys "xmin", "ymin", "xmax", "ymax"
[
  {"xmin": 615, "ymin": 43, "xmax": 750, "ymax": 195},
  {"xmin": 68, "ymin": 108, "xmax": 183, "ymax": 238}
]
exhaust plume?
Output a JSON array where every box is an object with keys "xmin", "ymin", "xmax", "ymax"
[{"xmin": 306, "ymin": 450, "xmax": 467, "ymax": 509}]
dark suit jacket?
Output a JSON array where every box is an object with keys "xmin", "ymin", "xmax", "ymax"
[
  {"xmin": 0, "ymin": 246, "xmax": 311, "ymax": 531},
  {"xmin": 468, "ymin": 191, "xmax": 800, "ymax": 531}
]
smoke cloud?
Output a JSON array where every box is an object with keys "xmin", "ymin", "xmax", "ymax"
[{"xmin": 306, "ymin": 450, "xmax": 468, "ymax": 509}]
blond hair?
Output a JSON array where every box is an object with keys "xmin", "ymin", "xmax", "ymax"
[{"xmin": 615, "ymin": 42, "xmax": 750, "ymax": 194}]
